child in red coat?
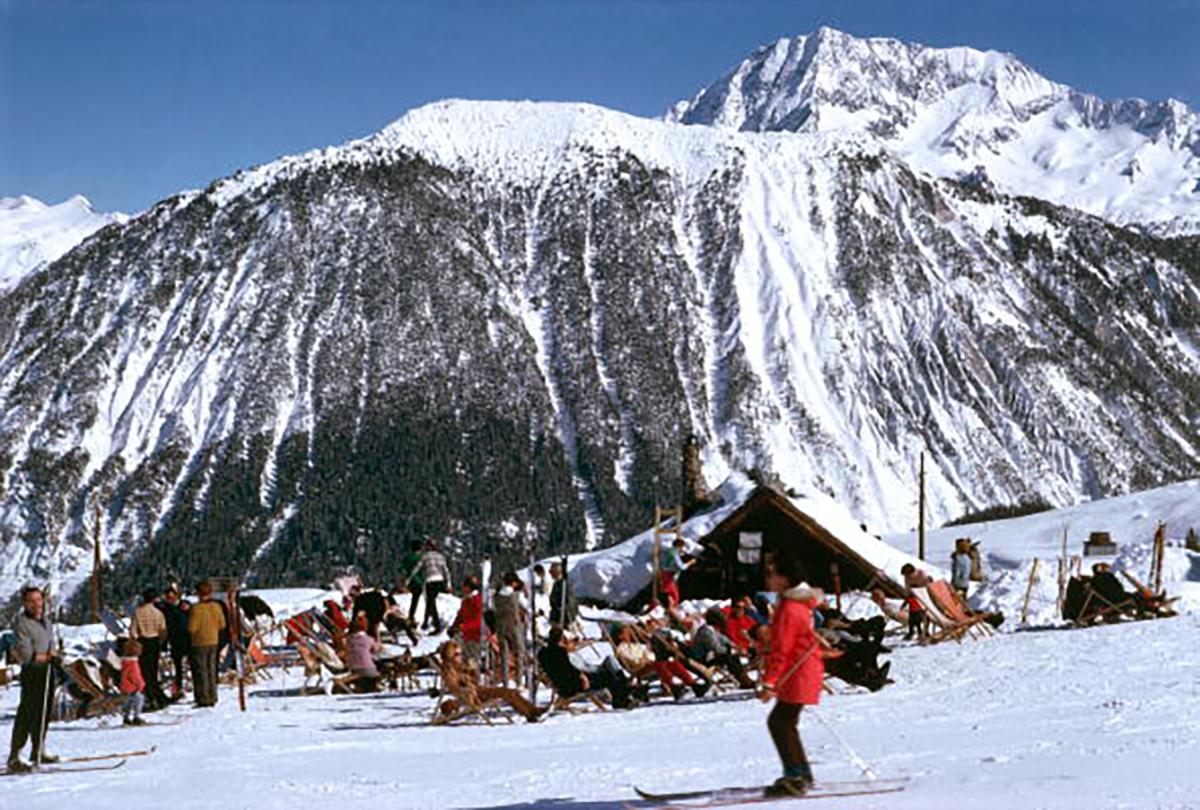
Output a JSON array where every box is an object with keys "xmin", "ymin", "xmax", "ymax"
[
  {"xmin": 759, "ymin": 556, "xmax": 839, "ymax": 797},
  {"xmin": 120, "ymin": 638, "xmax": 147, "ymax": 726}
]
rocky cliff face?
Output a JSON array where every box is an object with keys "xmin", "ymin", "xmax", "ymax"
[{"xmin": 1, "ymin": 95, "xmax": 1197, "ymax": 606}]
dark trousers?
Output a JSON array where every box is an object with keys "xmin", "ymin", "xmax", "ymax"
[
  {"xmin": 585, "ymin": 656, "xmax": 632, "ymax": 706},
  {"xmin": 191, "ymin": 645, "xmax": 219, "ymax": 706},
  {"xmin": 169, "ymin": 645, "xmax": 189, "ymax": 696},
  {"xmin": 767, "ymin": 701, "xmax": 809, "ymax": 774},
  {"xmin": 906, "ymin": 609, "xmax": 927, "ymax": 640},
  {"xmin": 715, "ymin": 652, "xmax": 755, "ymax": 688},
  {"xmin": 138, "ymin": 637, "xmax": 169, "ymax": 708},
  {"xmin": 9, "ymin": 664, "xmax": 53, "ymax": 761},
  {"xmin": 406, "ymin": 584, "xmax": 422, "ymax": 622},
  {"xmin": 423, "ymin": 581, "xmax": 445, "ymax": 630}
]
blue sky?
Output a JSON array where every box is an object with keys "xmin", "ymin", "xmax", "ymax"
[{"xmin": 2, "ymin": 0, "xmax": 1197, "ymax": 213}]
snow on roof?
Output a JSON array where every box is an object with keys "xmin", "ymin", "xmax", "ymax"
[{"xmin": 561, "ymin": 472, "xmax": 942, "ymax": 606}]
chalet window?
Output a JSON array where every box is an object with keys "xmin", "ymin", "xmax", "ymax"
[{"xmin": 737, "ymin": 532, "xmax": 762, "ymax": 565}]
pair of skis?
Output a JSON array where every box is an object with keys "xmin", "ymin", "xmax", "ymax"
[
  {"xmin": 634, "ymin": 777, "xmax": 907, "ymax": 807},
  {"xmin": 1, "ymin": 746, "xmax": 155, "ymax": 776}
]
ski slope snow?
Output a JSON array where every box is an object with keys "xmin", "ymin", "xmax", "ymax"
[
  {"xmin": 3, "ymin": 611, "xmax": 1199, "ymax": 809},
  {"xmin": 5, "ymin": 480, "xmax": 1200, "ymax": 808}
]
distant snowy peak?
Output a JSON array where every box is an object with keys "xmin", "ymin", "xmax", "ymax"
[
  {"xmin": 668, "ymin": 26, "xmax": 1200, "ymax": 232},
  {"xmin": 0, "ymin": 194, "xmax": 126, "ymax": 290}
]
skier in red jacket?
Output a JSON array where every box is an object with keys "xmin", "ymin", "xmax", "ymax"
[{"xmin": 759, "ymin": 555, "xmax": 838, "ymax": 797}]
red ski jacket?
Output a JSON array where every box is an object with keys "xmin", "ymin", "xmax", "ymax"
[
  {"xmin": 120, "ymin": 656, "xmax": 145, "ymax": 694},
  {"xmin": 763, "ymin": 587, "xmax": 824, "ymax": 705},
  {"xmin": 453, "ymin": 592, "xmax": 483, "ymax": 642}
]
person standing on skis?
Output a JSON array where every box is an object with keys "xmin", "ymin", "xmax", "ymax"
[
  {"xmin": 7, "ymin": 586, "xmax": 59, "ymax": 772},
  {"xmin": 759, "ymin": 556, "xmax": 837, "ymax": 798}
]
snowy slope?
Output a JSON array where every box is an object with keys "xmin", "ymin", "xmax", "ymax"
[
  {"xmin": 4, "ymin": 611, "xmax": 1200, "ymax": 808},
  {"xmin": 0, "ymin": 195, "xmax": 125, "ymax": 290},
  {"xmin": 883, "ymin": 478, "xmax": 1200, "ymax": 626},
  {"xmin": 669, "ymin": 27, "xmax": 1200, "ymax": 234}
]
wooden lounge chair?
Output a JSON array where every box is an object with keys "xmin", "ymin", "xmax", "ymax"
[
  {"xmin": 927, "ymin": 581, "xmax": 993, "ymax": 640},
  {"xmin": 910, "ymin": 587, "xmax": 977, "ymax": 644},
  {"xmin": 429, "ymin": 651, "xmax": 519, "ymax": 726},
  {"xmin": 537, "ymin": 673, "xmax": 610, "ymax": 717}
]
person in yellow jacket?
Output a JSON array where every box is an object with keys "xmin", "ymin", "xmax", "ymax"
[{"xmin": 187, "ymin": 581, "xmax": 226, "ymax": 707}]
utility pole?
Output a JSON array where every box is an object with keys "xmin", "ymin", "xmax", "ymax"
[
  {"xmin": 917, "ymin": 451, "xmax": 926, "ymax": 561},
  {"xmin": 90, "ymin": 500, "xmax": 103, "ymax": 623}
]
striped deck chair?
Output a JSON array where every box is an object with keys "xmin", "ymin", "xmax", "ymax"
[
  {"xmin": 911, "ymin": 587, "xmax": 974, "ymax": 644},
  {"xmin": 927, "ymin": 581, "xmax": 993, "ymax": 640}
]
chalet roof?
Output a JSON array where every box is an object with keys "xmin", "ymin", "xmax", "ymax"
[{"xmin": 562, "ymin": 472, "xmax": 944, "ymax": 606}]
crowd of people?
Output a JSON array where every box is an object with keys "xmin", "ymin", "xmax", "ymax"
[{"xmin": 4, "ymin": 539, "xmax": 959, "ymax": 794}]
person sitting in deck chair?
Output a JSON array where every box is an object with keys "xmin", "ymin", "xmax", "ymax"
[
  {"xmin": 437, "ymin": 640, "xmax": 543, "ymax": 722},
  {"xmin": 538, "ymin": 626, "xmax": 637, "ymax": 709},
  {"xmin": 870, "ymin": 588, "xmax": 909, "ymax": 630},
  {"xmin": 722, "ymin": 597, "xmax": 760, "ymax": 654},
  {"xmin": 343, "ymin": 613, "xmax": 381, "ymax": 693},
  {"xmin": 613, "ymin": 624, "xmax": 703, "ymax": 701},
  {"xmin": 687, "ymin": 608, "xmax": 755, "ymax": 689}
]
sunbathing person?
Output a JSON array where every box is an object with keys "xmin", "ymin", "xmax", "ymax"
[
  {"xmin": 437, "ymin": 640, "xmax": 543, "ymax": 722},
  {"xmin": 342, "ymin": 612, "xmax": 382, "ymax": 692},
  {"xmin": 687, "ymin": 608, "xmax": 755, "ymax": 689},
  {"xmin": 613, "ymin": 625, "xmax": 703, "ymax": 700},
  {"xmin": 537, "ymin": 626, "xmax": 636, "ymax": 709}
]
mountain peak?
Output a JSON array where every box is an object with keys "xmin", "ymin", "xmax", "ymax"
[{"xmin": 668, "ymin": 28, "xmax": 1200, "ymax": 232}]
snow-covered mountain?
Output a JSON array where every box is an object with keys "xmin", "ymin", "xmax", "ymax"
[
  {"xmin": 668, "ymin": 27, "xmax": 1200, "ymax": 234},
  {"xmin": 1, "ymin": 97, "xmax": 1197, "ymax": 608},
  {"xmin": 0, "ymin": 195, "xmax": 125, "ymax": 291}
]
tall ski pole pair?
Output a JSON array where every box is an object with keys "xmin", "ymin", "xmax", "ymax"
[{"xmin": 35, "ymin": 531, "xmax": 63, "ymax": 769}]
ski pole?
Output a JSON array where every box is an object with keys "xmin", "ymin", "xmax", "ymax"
[{"xmin": 810, "ymin": 707, "xmax": 877, "ymax": 780}]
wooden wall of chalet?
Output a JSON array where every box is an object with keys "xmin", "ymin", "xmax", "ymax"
[{"xmin": 679, "ymin": 489, "xmax": 903, "ymax": 600}]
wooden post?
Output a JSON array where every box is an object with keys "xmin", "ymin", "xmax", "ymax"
[
  {"xmin": 1153, "ymin": 523, "xmax": 1166, "ymax": 595},
  {"xmin": 831, "ymin": 563, "xmax": 842, "ymax": 612},
  {"xmin": 652, "ymin": 508, "xmax": 662, "ymax": 605},
  {"xmin": 1057, "ymin": 527, "xmax": 1068, "ymax": 614},
  {"xmin": 527, "ymin": 545, "xmax": 538, "ymax": 705},
  {"xmin": 917, "ymin": 452, "xmax": 926, "ymax": 561},
  {"xmin": 1020, "ymin": 558, "xmax": 1040, "ymax": 625},
  {"xmin": 90, "ymin": 501, "xmax": 103, "ymax": 623}
]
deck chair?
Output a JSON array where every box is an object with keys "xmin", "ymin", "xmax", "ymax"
[
  {"xmin": 628, "ymin": 623, "xmax": 724, "ymax": 693},
  {"xmin": 927, "ymin": 581, "xmax": 993, "ymax": 640},
  {"xmin": 536, "ymin": 672, "xmax": 610, "ymax": 717},
  {"xmin": 1118, "ymin": 571, "xmax": 1179, "ymax": 619},
  {"xmin": 428, "ymin": 652, "xmax": 518, "ymax": 726},
  {"xmin": 910, "ymin": 587, "xmax": 975, "ymax": 644}
]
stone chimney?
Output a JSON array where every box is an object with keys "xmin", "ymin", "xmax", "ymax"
[{"xmin": 681, "ymin": 433, "xmax": 707, "ymax": 516}]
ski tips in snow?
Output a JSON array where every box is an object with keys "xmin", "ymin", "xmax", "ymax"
[
  {"xmin": 634, "ymin": 777, "xmax": 908, "ymax": 806},
  {"xmin": 3, "ymin": 758, "xmax": 128, "ymax": 776}
]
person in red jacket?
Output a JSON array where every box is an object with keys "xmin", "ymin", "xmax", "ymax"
[
  {"xmin": 449, "ymin": 576, "xmax": 484, "ymax": 662},
  {"xmin": 759, "ymin": 555, "xmax": 838, "ymax": 798},
  {"xmin": 120, "ymin": 639, "xmax": 147, "ymax": 726}
]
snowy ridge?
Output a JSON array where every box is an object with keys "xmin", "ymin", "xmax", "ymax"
[
  {"xmin": 0, "ymin": 194, "xmax": 125, "ymax": 290},
  {"xmin": 0, "ymin": 93, "xmax": 1197, "ymax": 604},
  {"xmin": 669, "ymin": 27, "xmax": 1200, "ymax": 233}
]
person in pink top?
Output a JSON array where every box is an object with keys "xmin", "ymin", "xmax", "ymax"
[
  {"xmin": 120, "ymin": 638, "xmax": 147, "ymax": 726},
  {"xmin": 759, "ymin": 555, "xmax": 840, "ymax": 798},
  {"xmin": 344, "ymin": 613, "xmax": 381, "ymax": 692}
]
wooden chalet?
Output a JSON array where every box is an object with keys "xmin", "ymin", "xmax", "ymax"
[{"xmin": 678, "ymin": 485, "xmax": 907, "ymax": 601}]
